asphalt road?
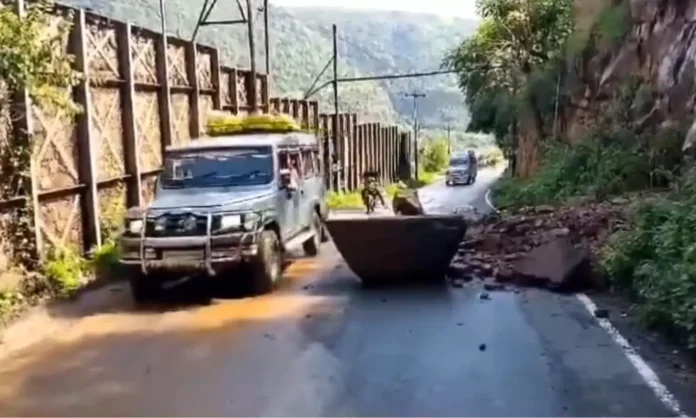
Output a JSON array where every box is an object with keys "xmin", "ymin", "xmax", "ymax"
[{"xmin": 0, "ymin": 167, "xmax": 692, "ymax": 417}]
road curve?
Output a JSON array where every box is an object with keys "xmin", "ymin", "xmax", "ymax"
[{"xmin": 0, "ymin": 167, "xmax": 693, "ymax": 417}]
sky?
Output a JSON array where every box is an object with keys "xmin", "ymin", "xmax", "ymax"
[{"xmin": 269, "ymin": 0, "xmax": 479, "ymax": 19}]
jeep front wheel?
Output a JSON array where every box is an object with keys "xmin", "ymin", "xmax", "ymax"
[
  {"xmin": 248, "ymin": 230, "xmax": 282, "ymax": 295},
  {"xmin": 129, "ymin": 273, "xmax": 160, "ymax": 304}
]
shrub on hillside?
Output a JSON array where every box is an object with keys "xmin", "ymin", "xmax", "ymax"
[
  {"xmin": 492, "ymin": 131, "xmax": 681, "ymax": 207},
  {"xmin": 600, "ymin": 172, "xmax": 696, "ymax": 348}
]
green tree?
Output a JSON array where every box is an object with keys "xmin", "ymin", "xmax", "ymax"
[
  {"xmin": 443, "ymin": 0, "xmax": 573, "ymax": 157},
  {"xmin": 0, "ymin": 0, "xmax": 79, "ymax": 111},
  {"xmin": 421, "ymin": 138, "xmax": 449, "ymax": 172}
]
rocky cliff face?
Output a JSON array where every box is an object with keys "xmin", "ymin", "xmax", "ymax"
[
  {"xmin": 571, "ymin": 0, "xmax": 696, "ymax": 146},
  {"xmin": 518, "ymin": 0, "xmax": 696, "ymax": 177}
]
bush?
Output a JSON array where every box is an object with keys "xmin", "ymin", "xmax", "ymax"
[
  {"xmin": 41, "ymin": 248, "xmax": 89, "ymax": 298},
  {"xmin": 421, "ymin": 139, "xmax": 449, "ymax": 173},
  {"xmin": 493, "ymin": 135, "xmax": 664, "ymax": 208},
  {"xmin": 600, "ymin": 185, "xmax": 696, "ymax": 348}
]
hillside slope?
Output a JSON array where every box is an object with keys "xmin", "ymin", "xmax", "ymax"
[{"xmin": 64, "ymin": 0, "xmax": 477, "ymax": 134}]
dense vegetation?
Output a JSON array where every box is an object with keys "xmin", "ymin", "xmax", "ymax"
[
  {"xmin": 448, "ymin": 0, "xmax": 695, "ymax": 348},
  {"xmin": 63, "ymin": 0, "xmax": 487, "ymax": 146}
]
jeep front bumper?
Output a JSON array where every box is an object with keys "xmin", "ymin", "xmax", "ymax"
[{"xmin": 119, "ymin": 231, "xmax": 259, "ymax": 276}]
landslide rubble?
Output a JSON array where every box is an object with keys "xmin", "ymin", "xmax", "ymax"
[{"xmin": 448, "ymin": 200, "xmax": 631, "ymax": 292}]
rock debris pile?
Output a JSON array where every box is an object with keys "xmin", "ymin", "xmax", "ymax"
[{"xmin": 448, "ymin": 201, "xmax": 631, "ymax": 292}]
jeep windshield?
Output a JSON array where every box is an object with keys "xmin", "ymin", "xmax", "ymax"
[
  {"xmin": 161, "ymin": 146, "xmax": 273, "ymax": 189},
  {"xmin": 449, "ymin": 157, "xmax": 469, "ymax": 166}
]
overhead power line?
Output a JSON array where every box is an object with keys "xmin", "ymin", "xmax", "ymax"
[{"xmin": 303, "ymin": 69, "xmax": 456, "ymax": 100}]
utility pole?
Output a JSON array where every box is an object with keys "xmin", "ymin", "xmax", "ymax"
[
  {"xmin": 331, "ymin": 24, "xmax": 340, "ymax": 190},
  {"xmin": 263, "ymin": 0, "xmax": 270, "ymax": 78},
  {"xmin": 446, "ymin": 123, "xmax": 452, "ymax": 155},
  {"xmin": 405, "ymin": 92, "xmax": 425, "ymax": 181},
  {"xmin": 246, "ymin": 0, "xmax": 258, "ymax": 113}
]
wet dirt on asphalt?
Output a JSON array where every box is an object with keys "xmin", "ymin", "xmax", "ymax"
[{"xmin": 0, "ymin": 166, "xmax": 694, "ymax": 417}]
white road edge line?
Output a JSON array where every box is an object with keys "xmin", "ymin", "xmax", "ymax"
[
  {"xmin": 484, "ymin": 189, "xmax": 500, "ymax": 214},
  {"xmin": 575, "ymin": 294, "xmax": 687, "ymax": 417},
  {"xmin": 485, "ymin": 184, "xmax": 687, "ymax": 417}
]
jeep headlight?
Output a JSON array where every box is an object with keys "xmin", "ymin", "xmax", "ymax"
[
  {"xmin": 242, "ymin": 213, "xmax": 260, "ymax": 231},
  {"xmin": 220, "ymin": 214, "xmax": 242, "ymax": 230},
  {"xmin": 127, "ymin": 219, "xmax": 143, "ymax": 234}
]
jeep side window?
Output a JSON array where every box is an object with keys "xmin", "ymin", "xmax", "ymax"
[
  {"xmin": 312, "ymin": 149, "xmax": 321, "ymax": 175},
  {"xmin": 282, "ymin": 151, "xmax": 301, "ymax": 185},
  {"xmin": 301, "ymin": 149, "xmax": 316, "ymax": 178}
]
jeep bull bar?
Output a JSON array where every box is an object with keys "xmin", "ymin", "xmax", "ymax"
[{"xmin": 121, "ymin": 208, "xmax": 265, "ymax": 277}]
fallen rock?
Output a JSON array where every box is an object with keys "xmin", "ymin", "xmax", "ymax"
[
  {"xmin": 594, "ymin": 308, "xmax": 610, "ymax": 319},
  {"xmin": 495, "ymin": 267, "xmax": 514, "ymax": 283},
  {"xmin": 448, "ymin": 199, "xmax": 632, "ymax": 293},
  {"xmin": 483, "ymin": 282, "xmax": 506, "ymax": 291},
  {"xmin": 392, "ymin": 189, "xmax": 424, "ymax": 215},
  {"xmin": 513, "ymin": 238, "xmax": 592, "ymax": 292}
]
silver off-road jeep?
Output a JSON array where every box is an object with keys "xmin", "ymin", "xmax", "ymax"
[{"xmin": 118, "ymin": 132, "xmax": 329, "ymax": 303}]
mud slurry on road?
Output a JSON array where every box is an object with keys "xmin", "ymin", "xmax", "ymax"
[{"xmin": 0, "ymin": 255, "xmax": 341, "ymax": 416}]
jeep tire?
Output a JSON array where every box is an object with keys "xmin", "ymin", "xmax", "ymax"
[
  {"xmin": 248, "ymin": 230, "xmax": 282, "ymax": 295},
  {"xmin": 319, "ymin": 220, "xmax": 330, "ymax": 243},
  {"xmin": 129, "ymin": 273, "xmax": 159, "ymax": 304},
  {"xmin": 303, "ymin": 212, "xmax": 322, "ymax": 256}
]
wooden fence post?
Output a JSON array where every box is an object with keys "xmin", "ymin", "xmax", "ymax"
[
  {"xmin": 281, "ymin": 98, "xmax": 290, "ymax": 114},
  {"xmin": 229, "ymin": 68, "xmax": 239, "ymax": 114},
  {"xmin": 392, "ymin": 127, "xmax": 399, "ymax": 182},
  {"xmin": 155, "ymin": 33, "xmax": 172, "ymax": 158},
  {"xmin": 291, "ymin": 99, "xmax": 299, "ymax": 120},
  {"xmin": 320, "ymin": 114, "xmax": 331, "ymax": 189},
  {"xmin": 310, "ymin": 101, "xmax": 319, "ymax": 133},
  {"xmin": 210, "ymin": 48, "xmax": 222, "ymax": 110},
  {"xmin": 72, "ymin": 9, "xmax": 101, "ymax": 251},
  {"xmin": 10, "ymin": 0, "xmax": 43, "ymax": 258},
  {"xmin": 116, "ymin": 22, "xmax": 142, "ymax": 209},
  {"xmin": 260, "ymin": 74, "xmax": 270, "ymax": 112},
  {"xmin": 388, "ymin": 127, "xmax": 394, "ymax": 183},
  {"xmin": 269, "ymin": 97, "xmax": 280, "ymax": 113},
  {"xmin": 380, "ymin": 126, "xmax": 387, "ymax": 184},
  {"xmin": 375, "ymin": 125, "xmax": 382, "ymax": 181},
  {"xmin": 386, "ymin": 127, "xmax": 392, "ymax": 183},
  {"xmin": 244, "ymin": 71, "xmax": 257, "ymax": 113},
  {"xmin": 301, "ymin": 100, "xmax": 310, "ymax": 129},
  {"xmin": 348, "ymin": 114, "xmax": 357, "ymax": 190},
  {"xmin": 356, "ymin": 123, "xmax": 365, "ymax": 187},
  {"xmin": 185, "ymin": 42, "xmax": 201, "ymax": 138},
  {"xmin": 329, "ymin": 114, "xmax": 341, "ymax": 192},
  {"xmin": 385, "ymin": 126, "xmax": 391, "ymax": 183},
  {"xmin": 338, "ymin": 114, "xmax": 347, "ymax": 191},
  {"xmin": 368, "ymin": 123, "xmax": 376, "ymax": 172}
]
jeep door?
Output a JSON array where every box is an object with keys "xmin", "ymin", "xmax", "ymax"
[
  {"xmin": 299, "ymin": 147, "xmax": 321, "ymax": 229},
  {"xmin": 276, "ymin": 150, "xmax": 301, "ymax": 240}
]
